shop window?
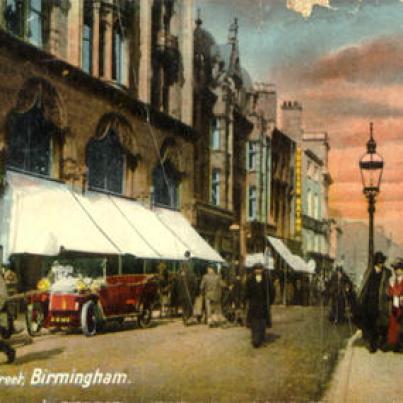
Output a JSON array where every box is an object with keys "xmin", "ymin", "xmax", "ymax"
[
  {"xmin": 82, "ymin": 2, "xmax": 92, "ymax": 73},
  {"xmin": 7, "ymin": 102, "xmax": 53, "ymax": 176},
  {"xmin": 248, "ymin": 185, "xmax": 257, "ymax": 220},
  {"xmin": 153, "ymin": 160, "xmax": 180, "ymax": 209},
  {"xmin": 86, "ymin": 129, "xmax": 125, "ymax": 194},
  {"xmin": 211, "ymin": 168, "xmax": 220, "ymax": 206}
]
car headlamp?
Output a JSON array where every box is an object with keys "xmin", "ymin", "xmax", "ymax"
[{"xmin": 37, "ymin": 278, "xmax": 50, "ymax": 291}]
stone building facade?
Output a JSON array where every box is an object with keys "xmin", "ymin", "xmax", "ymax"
[
  {"xmin": 301, "ymin": 131, "xmax": 333, "ymax": 280},
  {"xmin": 193, "ymin": 16, "xmax": 252, "ymax": 262},
  {"xmin": 0, "ymin": 0, "xmax": 199, "ymax": 287},
  {"xmin": 0, "ymin": 0, "xmax": 196, "ymax": 215}
]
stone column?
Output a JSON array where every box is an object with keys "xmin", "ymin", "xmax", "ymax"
[
  {"xmin": 102, "ymin": 2, "xmax": 113, "ymax": 80},
  {"xmin": 67, "ymin": 0, "xmax": 83, "ymax": 67},
  {"xmin": 179, "ymin": 0, "xmax": 194, "ymax": 125},
  {"xmin": 138, "ymin": 0, "xmax": 153, "ymax": 103},
  {"xmin": 91, "ymin": 1, "xmax": 101, "ymax": 77}
]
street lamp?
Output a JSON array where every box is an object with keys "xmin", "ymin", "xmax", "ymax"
[{"xmin": 359, "ymin": 122, "xmax": 384, "ymax": 271}]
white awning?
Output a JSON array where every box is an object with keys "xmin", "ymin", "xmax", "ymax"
[
  {"xmin": 154, "ymin": 207, "xmax": 224, "ymax": 263},
  {"xmin": 109, "ymin": 198, "xmax": 189, "ymax": 261},
  {"xmin": 244, "ymin": 253, "xmax": 274, "ymax": 270},
  {"xmin": 74, "ymin": 192, "xmax": 160, "ymax": 259},
  {"xmin": 0, "ymin": 172, "xmax": 225, "ymax": 263},
  {"xmin": 0, "ymin": 171, "xmax": 119, "ymax": 259},
  {"xmin": 267, "ymin": 236, "xmax": 314, "ymax": 273}
]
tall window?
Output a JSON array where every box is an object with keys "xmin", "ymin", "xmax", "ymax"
[
  {"xmin": 82, "ymin": 3, "xmax": 92, "ymax": 73},
  {"xmin": 247, "ymin": 142, "xmax": 257, "ymax": 171},
  {"xmin": 4, "ymin": 0, "xmax": 45, "ymax": 47},
  {"xmin": 28, "ymin": 0, "xmax": 43, "ymax": 47},
  {"xmin": 211, "ymin": 168, "xmax": 220, "ymax": 206},
  {"xmin": 86, "ymin": 129, "xmax": 125, "ymax": 194},
  {"xmin": 307, "ymin": 188, "xmax": 312, "ymax": 217},
  {"xmin": 313, "ymin": 193, "xmax": 319, "ymax": 219},
  {"xmin": 210, "ymin": 118, "xmax": 222, "ymax": 150},
  {"xmin": 7, "ymin": 103, "xmax": 52, "ymax": 176},
  {"xmin": 248, "ymin": 185, "xmax": 257, "ymax": 220},
  {"xmin": 112, "ymin": 23, "xmax": 124, "ymax": 84},
  {"xmin": 153, "ymin": 160, "xmax": 180, "ymax": 209}
]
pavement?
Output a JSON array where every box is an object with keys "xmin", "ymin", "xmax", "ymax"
[{"xmin": 324, "ymin": 330, "xmax": 403, "ymax": 403}]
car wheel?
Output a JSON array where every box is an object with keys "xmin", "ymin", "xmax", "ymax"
[
  {"xmin": 138, "ymin": 307, "xmax": 152, "ymax": 329},
  {"xmin": 81, "ymin": 300, "xmax": 100, "ymax": 337},
  {"xmin": 25, "ymin": 302, "xmax": 44, "ymax": 337}
]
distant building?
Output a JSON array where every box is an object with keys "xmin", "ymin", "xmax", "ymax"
[{"xmin": 341, "ymin": 221, "xmax": 403, "ymax": 286}]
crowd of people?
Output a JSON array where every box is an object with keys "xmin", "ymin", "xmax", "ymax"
[
  {"xmin": 356, "ymin": 251, "xmax": 403, "ymax": 353},
  {"xmin": 156, "ymin": 261, "xmax": 275, "ymax": 347},
  {"xmin": 323, "ymin": 251, "xmax": 403, "ymax": 353},
  {"xmin": 0, "ymin": 251, "xmax": 402, "ymax": 362}
]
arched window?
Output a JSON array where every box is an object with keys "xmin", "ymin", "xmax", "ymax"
[
  {"xmin": 152, "ymin": 160, "xmax": 180, "ymax": 209},
  {"xmin": 86, "ymin": 129, "xmax": 125, "ymax": 194},
  {"xmin": 6, "ymin": 78, "xmax": 65, "ymax": 177},
  {"xmin": 7, "ymin": 101, "xmax": 52, "ymax": 175}
]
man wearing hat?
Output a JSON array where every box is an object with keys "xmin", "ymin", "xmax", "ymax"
[
  {"xmin": 387, "ymin": 258, "xmax": 403, "ymax": 352},
  {"xmin": 244, "ymin": 263, "xmax": 275, "ymax": 348},
  {"xmin": 358, "ymin": 251, "xmax": 392, "ymax": 352}
]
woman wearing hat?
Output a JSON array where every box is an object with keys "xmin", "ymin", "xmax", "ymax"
[
  {"xmin": 387, "ymin": 258, "xmax": 403, "ymax": 352},
  {"xmin": 357, "ymin": 251, "xmax": 392, "ymax": 353}
]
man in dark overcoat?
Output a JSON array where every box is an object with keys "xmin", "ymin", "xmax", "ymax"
[
  {"xmin": 175, "ymin": 263, "xmax": 198, "ymax": 324},
  {"xmin": 244, "ymin": 263, "xmax": 275, "ymax": 348},
  {"xmin": 358, "ymin": 251, "xmax": 392, "ymax": 352}
]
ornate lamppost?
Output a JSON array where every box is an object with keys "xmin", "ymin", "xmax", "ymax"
[{"xmin": 359, "ymin": 122, "xmax": 384, "ymax": 271}]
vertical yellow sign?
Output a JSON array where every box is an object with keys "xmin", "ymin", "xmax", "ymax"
[{"xmin": 295, "ymin": 147, "xmax": 302, "ymax": 234}]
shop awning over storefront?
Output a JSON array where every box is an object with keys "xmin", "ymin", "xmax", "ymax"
[
  {"xmin": 267, "ymin": 236, "xmax": 315, "ymax": 274},
  {"xmin": 154, "ymin": 208, "xmax": 224, "ymax": 263},
  {"xmin": 1, "ymin": 171, "xmax": 223, "ymax": 263},
  {"xmin": 0, "ymin": 171, "xmax": 119, "ymax": 259},
  {"xmin": 108, "ymin": 197, "xmax": 189, "ymax": 261},
  {"xmin": 244, "ymin": 253, "xmax": 274, "ymax": 270}
]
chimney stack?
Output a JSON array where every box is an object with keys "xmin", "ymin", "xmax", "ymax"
[{"xmin": 280, "ymin": 100, "xmax": 303, "ymax": 143}]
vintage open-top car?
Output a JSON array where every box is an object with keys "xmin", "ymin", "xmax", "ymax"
[{"xmin": 25, "ymin": 259, "xmax": 158, "ymax": 337}]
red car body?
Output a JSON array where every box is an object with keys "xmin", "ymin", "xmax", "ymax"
[{"xmin": 25, "ymin": 273, "xmax": 158, "ymax": 337}]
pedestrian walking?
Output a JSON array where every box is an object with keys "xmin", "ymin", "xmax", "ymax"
[
  {"xmin": 244, "ymin": 263, "xmax": 275, "ymax": 348},
  {"xmin": 327, "ymin": 266, "xmax": 354, "ymax": 324},
  {"xmin": 157, "ymin": 263, "xmax": 171, "ymax": 318},
  {"xmin": 0, "ymin": 270, "xmax": 15, "ymax": 363},
  {"xmin": 176, "ymin": 263, "xmax": 197, "ymax": 325},
  {"xmin": 387, "ymin": 258, "xmax": 403, "ymax": 352},
  {"xmin": 357, "ymin": 251, "xmax": 392, "ymax": 353},
  {"xmin": 200, "ymin": 265, "xmax": 226, "ymax": 327}
]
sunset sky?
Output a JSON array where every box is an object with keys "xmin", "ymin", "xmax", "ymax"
[{"xmin": 195, "ymin": 0, "xmax": 403, "ymax": 245}]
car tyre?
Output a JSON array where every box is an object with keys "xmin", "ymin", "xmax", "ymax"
[
  {"xmin": 81, "ymin": 300, "xmax": 100, "ymax": 337},
  {"xmin": 25, "ymin": 302, "xmax": 44, "ymax": 337},
  {"xmin": 138, "ymin": 306, "xmax": 153, "ymax": 329}
]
